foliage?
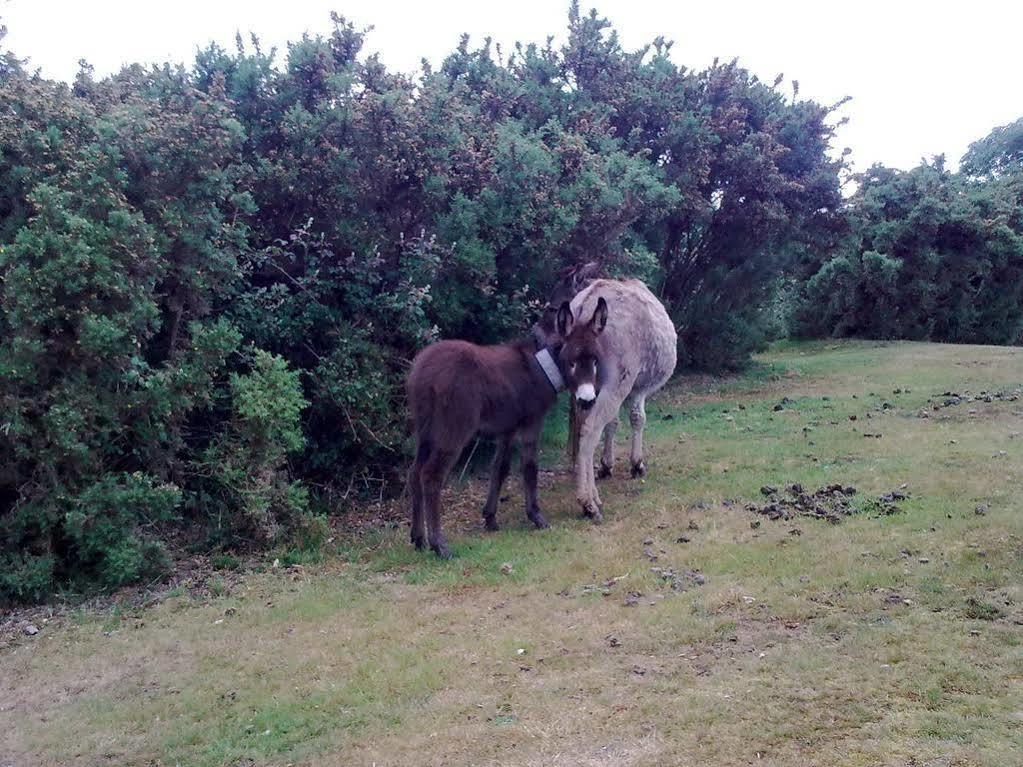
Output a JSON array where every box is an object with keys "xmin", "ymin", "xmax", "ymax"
[
  {"xmin": 63, "ymin": 473, "xmax": 180, "ymax": 589},
  {"xmin": 0, "ymin": 43, "xmax": 294, "ymax": 601},
  {"xmin": 193, "ymin": 349, "xmax": 309, "ymax": 543},
  {"xmin": 961, "ymin": 117, "xmax": 1023, "ymax": 179},
  {"xmin": 793, "ymin": 157, "xmax": 1023, "ymax": 343}
]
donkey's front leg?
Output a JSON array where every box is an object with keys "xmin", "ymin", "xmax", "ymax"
[
  {"xmin": 576, "ymin": 386, "xmax": 634, "ymax": 521},
  {"xmin": 575, "ymin": 411, "xmax": 611, "ymax": 522},
  {"xmin": 482, "ymin": 435, "xmax": 513, "ymax": 531},
  {"xmin": 519, "ymin": 423, "xmax": 550, "ymax": 529}
]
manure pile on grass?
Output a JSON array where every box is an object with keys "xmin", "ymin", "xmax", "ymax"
[{"xmin": 746, "ymin": 483, "xmax": 908, "ymax": 524}]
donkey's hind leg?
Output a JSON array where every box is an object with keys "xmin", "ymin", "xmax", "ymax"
[
  {"xmin": 628, "ymin": 394, "xmax": 648, "ymax": 478},
  {"xmin": 408, "ymin": 433, "xmax": 435, "ymax": 549},
  {"xmin": 421, "ymin": 447, "xmax": 459, "ymax": 559},
  {"xmin": 596, "ymin": 417, "xmax": 618, "ymax": 479},
  {"xmin": 482, "ymin": 435, "xmax": 513, "ymax": 531},
  {"xmin": 408, "ymin": 456, "xmax": 426, "ymax": 550}
]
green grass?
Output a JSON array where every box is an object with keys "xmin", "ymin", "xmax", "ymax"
[{"xmin": 4, "ymin": 339, "xmax": 1022, "ymax": 767}]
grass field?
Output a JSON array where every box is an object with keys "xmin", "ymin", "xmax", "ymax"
[{"xmin": 3, "ymin": 340, "xmax": 1022, "ymax": 767}]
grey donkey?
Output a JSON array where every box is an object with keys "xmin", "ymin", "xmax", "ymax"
[{"xmin": 535, "ymin": 267, "xmax": 677, "ymax": 521}]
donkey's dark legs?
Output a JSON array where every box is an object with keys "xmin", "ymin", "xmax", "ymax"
[
  {"xmin": 482, "ymin": 435, "xmax": 513, "ymax": 531},
  {"xmin": 421, "ymin": 447, "xmax": 458, "ymax": 558},
  {"xmin": 408, "ymin": 437, "xmax": 431, "ymax": 550},
  {"xmin": 519, "ymin": 423, "xmax": 549, "ymax": 529},
  {"xmin": 408, "ymin": 461, "xmax": 426, "ymax": 550}
]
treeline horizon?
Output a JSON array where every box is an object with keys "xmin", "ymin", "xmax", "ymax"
[{"xmin": 2, "ymin": 4, "xmax": 1021, "ymax": 603}]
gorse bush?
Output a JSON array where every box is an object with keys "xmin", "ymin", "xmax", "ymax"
[
  {"xmin": 0, "ymin": 34, "xmax": 294, "ymax": 601},
  {"xmin": 794, "ymin": 143, "xmax": 1023, "ymax": 343},
  {"xmin": 2, "ymin": 6, "xmax": 1017, "ymax": 603},
  {"xmin": 63, "ymin": 473, "xmax": 180, "ymax": 590},
  {"xmin": 194, "ymin": 349, "xmax": 309, "ymax": 543}
]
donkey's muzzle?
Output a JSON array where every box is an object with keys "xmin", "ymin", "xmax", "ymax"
[{"xmin": 578, "ymin": 397, "xmax": 595, "ymax": 411}]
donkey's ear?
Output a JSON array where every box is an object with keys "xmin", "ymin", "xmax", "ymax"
[
  {"xmin": 571, "ymin": 261, "xmax": 601, "ymax": 292},
  {"xmin": 556, "ymin": 301, "xmax": 574, "ymax": 336},
  {"xmin": 590, "ymin": 296, "xmax": 608, "ymax": 334}
]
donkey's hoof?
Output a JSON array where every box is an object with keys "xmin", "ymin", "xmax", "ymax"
[
  {"xmin": 529, "ymin": 511, "xmax": 550, "ymax": 529},
  {"xmin": 596, "ymin": 463, "xmax": 613, "ymax": 480},
  {"xmin": 630, "ymin": 460, "xmax": 647, "ymax": 479},
  {"xmin": 431, "ymin": 542, "xmax": 453, "ymax": 559},
  {"xmin": 411, "ymin": 533, "xmax": 426, "ymax": 551},
  {"xmin": 580, "ymin": 501, "xmax": 604, "ymax": 524},
  {"xmin": 483, "ymin": 516, "xmax": 500, "ymax": 532}
]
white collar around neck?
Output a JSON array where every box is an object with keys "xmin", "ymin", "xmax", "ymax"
[{"xmin": 534, "ymin": 347, "xmax": 564, "ymax": 392}]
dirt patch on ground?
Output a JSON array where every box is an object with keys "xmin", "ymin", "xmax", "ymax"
[
  {"xmin": 745, "ymin": 483, "xmax": 909, "ymax": 524},
  {"xmin": 677, "ymin": 618, "xmax": 813, "ymax": 678}
]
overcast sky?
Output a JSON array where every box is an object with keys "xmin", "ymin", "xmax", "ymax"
[{"xmin": 3, "ymin": 1, "xmax": 1020, "ymax": 174}]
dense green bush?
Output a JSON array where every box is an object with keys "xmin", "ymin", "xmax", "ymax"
[
  {"xmin": 0, "ymin": 39, "xmax": 307, "ymax": 601},
  {"xmin": 193, "ymin": 349, "xmax": 309, "ymax": 543},
  {"xmin": 63, "ymin": 473, "xmax": 180, "ymax": 590},
  {"xmin": 793, "ymin": 155, "xmax": 1023, "ymax": 343}
]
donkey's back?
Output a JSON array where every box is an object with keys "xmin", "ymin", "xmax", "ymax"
[
  {"xmin": 571, "ymin": 279, "xmax": 677, "ymax": 395},
  {"xmin": 408, "ymin": 340, "xmax": 542, "ymax": 438}
]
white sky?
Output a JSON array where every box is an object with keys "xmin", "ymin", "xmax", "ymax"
[{"xmin": 3, "ymin": 1, "xmax": 1021, "ymax": 173}]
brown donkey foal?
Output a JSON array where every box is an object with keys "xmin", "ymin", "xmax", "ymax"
[{"xmin": 406, "ymin": 299, "xmax": 608, "ymax": 557}]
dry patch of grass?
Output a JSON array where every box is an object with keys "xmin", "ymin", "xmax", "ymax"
[{"xmin": 3, "ymin": 340, "xmax": 1022, "ymax": 767}]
